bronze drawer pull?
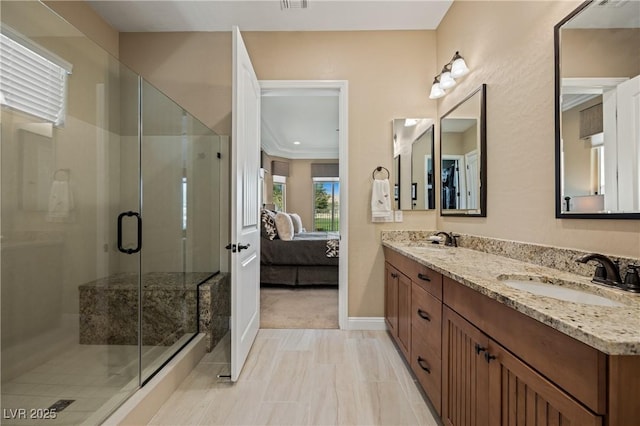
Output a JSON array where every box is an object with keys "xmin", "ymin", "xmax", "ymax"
[
  {"xmin": 417, "ymin": 309, "xmax": 431, "ymax": 322},
  {"xmin": 417, "ymin": 356, "xmax": 431, "ymax": 374},
  {"xmin": 391, "ymin": 272, "xmax": 398, "ymax": 278},
  {"xmin": 417, "ymin": 273, "xmax": 431, "ymax": 282}
]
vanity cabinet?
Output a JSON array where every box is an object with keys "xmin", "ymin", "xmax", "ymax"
[
  {"xmin": 384, "ymin": 262, "xmax": 411, "ymax": 359},
  {"xmin": 384, "ymin": 247, "xmax": 640, "ymax": 425},
  {"xmin": 443, "ymin": 306, "xmax": 601, "ymax": 426},
  {"xmin": 384, "ymin": 247, "xmax": 444, "ymax": 414}
]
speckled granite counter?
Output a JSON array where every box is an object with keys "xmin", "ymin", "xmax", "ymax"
[{"xmin": 382, "ymin": 232, "xmax": 640, "ymax": 355}]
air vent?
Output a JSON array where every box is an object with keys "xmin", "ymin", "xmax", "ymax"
[
  {"xmin": 281, "ymin": 0, "xmax": 308, "ymax": 9},
  {"xmin": 597, "ymin": 0, "xmax": 630, "ymax": 7}
]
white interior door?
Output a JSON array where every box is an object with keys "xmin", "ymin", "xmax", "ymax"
[
  {"xmin": 465, "ymin": 150, "xmax": 478, "ymax": 210},
  {"xmin": 231, "ymin": 26, "xmax": 261, "ymax": 382},
  {"xmin": 616, "ymin": 75, "xmax": 640, "ymax": 212}
]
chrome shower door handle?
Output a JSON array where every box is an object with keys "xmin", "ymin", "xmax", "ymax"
[{"xmin": 117, "ymin": 211, "xmax": 142, "ymax": 254}]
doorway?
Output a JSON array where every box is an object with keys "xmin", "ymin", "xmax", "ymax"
[{"xmin": 258, "ymin": 80, "xmax": 348, "ymax": 330}]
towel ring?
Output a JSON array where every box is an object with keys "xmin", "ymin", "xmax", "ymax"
[
  {"xmin": 54, "ymin": 169, "xmax": 70, "ymax": 181},
  {"xmin": 372, "ymin": 166, "xmax": 390, "ymax": 180}
]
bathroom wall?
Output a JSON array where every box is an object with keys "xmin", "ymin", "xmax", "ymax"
[
  {"xmin": 436, "ymin": 1, "xmax": 640, "ymax": 259},
  {"xmin": 44, "ymin": 0, "xmax": 119, "ymax": 58},
  {"xmin": 119, "ymin": 30, "xmax": 439, "ymax": 318},
  {"xmin": 116, "ymin": 3, "xmax": 639, "ymax": 319},
  {"xmin": 562, "ymin": 28, "xmax": 640, "ymax": 79}
]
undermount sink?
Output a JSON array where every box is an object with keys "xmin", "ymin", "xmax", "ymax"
[
  {"xmin": 498, "ymin": 276, "xmax": 624, "ymax": 307},
  {"xmin": 412, "ymin": 244, "xmax": 453, "ymax": 253}
]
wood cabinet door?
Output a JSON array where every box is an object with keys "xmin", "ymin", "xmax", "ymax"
[
  {"xmin": 397, "ymin": 271, "xmax": 411, "ymax": 358},
  {"xmin": 384, "ymin": 262, "xmax": 398, "ymax": 335},
  {"xmin": 487, "ymin": 340, "xmax": 602, "ymax": 426},
  {"xmin": 442, "ymin": 306, "xmax": 490, "ymax": 426}
]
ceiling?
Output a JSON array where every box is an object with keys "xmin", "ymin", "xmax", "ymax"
[
  {"xmin": 87, "ymin": 0, "xmax": 453, "ymax": 159},
  {"xmin": 87, "ymin": 1, "xmax": 453, "ymax": 32},
  {"xmin": 261, "ymin": 89, "xmax": 339, "ymax": 159}
]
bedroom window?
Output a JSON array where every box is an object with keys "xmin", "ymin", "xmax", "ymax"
[
  {"xmin": 313, "ymin": 177, "xmax": 339, "ymax": 232},
  {"xmin": 273, "ymin": 175, "xmax": 286, "ymax": 212}
]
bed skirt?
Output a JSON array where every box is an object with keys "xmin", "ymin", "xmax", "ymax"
[{"xmin": 260, "ymin": 265, "xmax": 338, "ymax": 286}]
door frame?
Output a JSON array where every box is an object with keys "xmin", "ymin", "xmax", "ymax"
[{"xmin": 259, "ymin": 80, "xmax": 349, "ymax": 330}]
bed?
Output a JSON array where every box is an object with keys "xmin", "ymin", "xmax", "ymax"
[{"xmin": 260, "ymin": 231, "xmax": 339, "ymax": 286}]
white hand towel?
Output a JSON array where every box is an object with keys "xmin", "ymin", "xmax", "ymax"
[
  {"xmin": 46, "ymin": 180, "xmax": 74, "ymax": 222},
  {"xmin": 371, "ymin": 178, "xmax": 392, "ymax": 220}
]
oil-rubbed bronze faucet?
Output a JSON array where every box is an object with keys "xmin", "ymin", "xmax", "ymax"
[
  {"xmin": 434, "ymin": 231, "xmax": 458, "ymax": 247},
  {"xmin": 575, "ymin": 253, "xmax": 622, "ymax": 287}
]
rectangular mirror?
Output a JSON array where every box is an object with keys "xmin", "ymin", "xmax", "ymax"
[
  {"xmin": 392, "ymin": 118, "xmax": 435, "ymax": 210},
  {"xmin": 440, "ymin": 84, "xmax": 487, "ymax": 217},
  {"xmin": 555, "ymin": 0, "xmax": 640, "ymax": 218}
]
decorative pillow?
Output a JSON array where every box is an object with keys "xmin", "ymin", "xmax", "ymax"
[
  {"xmin": 261, "ymin": 209, "xmax": 278, "ymax": 240},
  {"xmin": 289, "ymin": 213, "xmax": 303, "ymax": 234},
  {"xmin": 274, "ymin": 212, "xmax": 294, "ymax": 241}
]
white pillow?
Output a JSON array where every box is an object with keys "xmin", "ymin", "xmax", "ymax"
[
  {"xmin": 289, "ymin": 213, "xmax": 303, "ymax": 234},
  {"xmin": 274, "ymin": 212, "xmax": 294, "ymax": 241}
]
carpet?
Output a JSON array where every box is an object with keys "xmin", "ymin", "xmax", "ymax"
[{"xmin": 260, "ymin": 286, "xmax": 339, "ymax": 329}]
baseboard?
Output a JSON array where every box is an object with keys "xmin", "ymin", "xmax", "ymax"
[
  {"xmin": 347, "ymin": 316, "xmax": 387, "ymax": 330},
  {"xmin": 101, "ymin": 334, "xmax": 206, "ymax": 426}
]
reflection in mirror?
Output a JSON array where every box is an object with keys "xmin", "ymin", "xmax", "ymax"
[
  {"xmin": 555, "ymin": 0, "xmax": 640, "ymax": 218},
  {"xmin": 392, "ymin": 118, "xmax": 435, "ymax": 210},
  {"xmin": 440, "ymin": 84, "xmax": 486, "ymax": 217}
]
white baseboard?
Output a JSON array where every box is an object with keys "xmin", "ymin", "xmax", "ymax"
[{"xmin": 347, "ymin": 317, "xmax": 387, "ymax": 330}]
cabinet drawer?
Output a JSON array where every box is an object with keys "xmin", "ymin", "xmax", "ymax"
[
  {"xmin": 383, "ymin": 247, "xmax": 442, "ymax": 299},
  {"xmin": 411, "ymin": 333, "xmax": 442, "ymax": 415},
  {"xmin": 410, "ymin": 262, "xmax": 442, "ymax": 299},
  {"xmin": 411, "ymin": 282, "xmax": 442, "ymax": 357}
]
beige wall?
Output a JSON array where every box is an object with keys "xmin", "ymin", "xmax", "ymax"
[
  {"xmin": 436, "ymin": 1, "xmax": 639, "ymax": 260},
  {"xmin": 44, "ymin": 0, "xmax": 119, "ymax": 58},
  {"xmin": 562, "ymin": 28, "xmax": 640, "ymax": 79},
  {"xmin": 118, "ymin": 2, "xmax": 639, "ymax": 319},
  {"xmin": 120, "ymin": 30, "xmax": 439, "ymax": 318},
  {"xmin": 120, "ymin": 32, "xmax": 232, "ymax": 134}
]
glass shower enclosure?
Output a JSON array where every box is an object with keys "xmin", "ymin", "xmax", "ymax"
[{"xmin": 1, "ymin": 1, "xmax": 222, "ymax": 423}]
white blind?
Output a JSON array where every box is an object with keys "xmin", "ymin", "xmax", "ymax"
[{"xmin": 0, "ymin": 32, "xmax": 70, "ymax": 125}]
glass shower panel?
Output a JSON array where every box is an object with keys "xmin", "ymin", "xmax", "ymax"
[
  {"xmin": 139, "ymin": 80, "xmax": 219, "ymax": 383},
  {"xmin": 1, "ymin": 1, "xmax": 140, "ymax": 424}
]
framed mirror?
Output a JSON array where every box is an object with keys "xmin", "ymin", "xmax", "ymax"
[
  {"xmin": 555, "ymin": 0, "xmax": 640, "ymax": 219},
  {"xmin": 440, "ymin": 84, "xmax": 487, "ymax": 217},
  {"xmin": 392, "ymin": 118, "xmax": 435, "ymax": 210}
]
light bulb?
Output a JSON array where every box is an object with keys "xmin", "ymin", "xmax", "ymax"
[
  {"xmin": 450, "ymin": 52, "xmax": 469, "ymax": 78},
  {"xmin": 439, "ymin": 70, "xmax": 456, "ymax": 90}
]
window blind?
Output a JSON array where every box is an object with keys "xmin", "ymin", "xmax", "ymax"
[
  {"xmin": 271, "ymin": 160, "xmax": 290, "ymax": 177},
  {"xmin": 0, "ymin": 31, "xmax": 71, "ymax": 126},
  {"xmin": 311, "ymin": 163, "xmax": 339, "ymax": 178}
]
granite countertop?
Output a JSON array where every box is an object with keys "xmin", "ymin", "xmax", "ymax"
[{"xmin": 382, "ymin": 240, "xmax": 640, "ymax": 355}]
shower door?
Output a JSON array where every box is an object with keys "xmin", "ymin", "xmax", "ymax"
[
  {"xmin": 137, "ymin": 80, "xmax": 220, "ymax": 384},
  {"xmin": 1, "ymin": 2, "xmax": 220, "ymax": 423}
]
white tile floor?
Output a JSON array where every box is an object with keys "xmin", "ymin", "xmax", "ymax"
[
  {"xmin": 1, "ymin": 337, "xmax": 191, "ymax": 426},
  {"xmin": 149, "ymin": 329, "xmax": 440, "ymax": 426}
]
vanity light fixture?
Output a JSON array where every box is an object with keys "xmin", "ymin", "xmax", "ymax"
[
  {"xmin": 429, "ymin": 51, "xmax": 470, "ymax": 99},
  {"xmin": 293, "ymin": 141, "xmax": 301, "ymax": 145}
]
